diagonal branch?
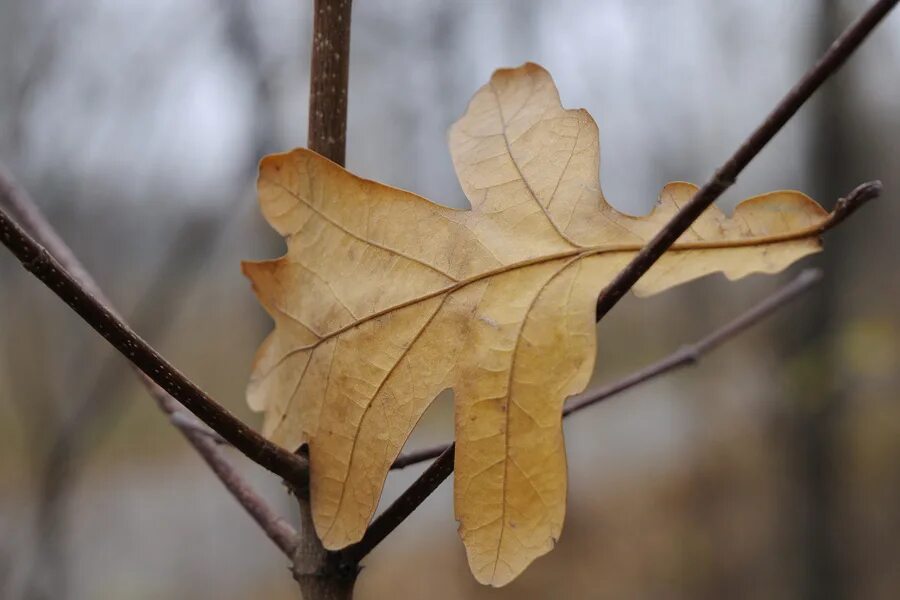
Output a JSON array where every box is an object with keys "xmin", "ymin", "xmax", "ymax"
[
  {"xmin": 593, "ymin": 0, "xmax": 897, "ymax": 320},
  {"xmin": 341, "ymin": 265, "xmax": 825, "ymax": 564},
  {"xmin": 0, "ymin": 165, "xmax": 299, "ymax": 556},
  {"xmin": 0, "ymin": 201, "xmax": 309, "ymax": 487},
  {"xmin": 290, "ymin": 2, "xmax": 359, "ymax": 600},
  {"xmin": 342, "ymin": 0, "xmax": 897, "ymax": 563},
  {"xmin": 344, "ymin": 185, "xmax": 881, "ymax": 566},
  {"xmin": 390, "ymin": 266, "xmax": 826, "ymax": 472}
]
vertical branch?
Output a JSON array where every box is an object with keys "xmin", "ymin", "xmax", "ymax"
[
  {"xmin": 291, "ymin": 1, "xmax": 356, "ymax": 599},
  {"xmin": 308, "ymin": 0, "xmax": 352, "ymax": 166}
]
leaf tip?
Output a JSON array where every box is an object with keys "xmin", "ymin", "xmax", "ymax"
[{"xmin": 489, "ymin": 61, "xmax": 550, "ymax": 85}]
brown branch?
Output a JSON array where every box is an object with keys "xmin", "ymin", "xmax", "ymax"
[
  {"xmin": 308, "ymin": 0, "xmax": 352, "ymax": 167},
  {"xmin": 0, "ymin": 165, "xmax": 299, "ymax": 556},
  {"xmin": 184, "ymin": 427, "xmax": 298, "ymax": 556},
  {"xmin": 594, "ymin": 0, "xmax": 897, "ymax": 321},
  {"xmin": 343, "ymin": 265, "xmax": 825, "ymax": 564},
  {"xmin": 387, "ymin": 263, "xmax": 831, "ymax": 470},
  {"xmin": 347, "ymin": 0, "xmax": 897, "ymax": 562},
  {"xmin": 390, "ymin": 442, "xmax": 450, "ymax": 470},
  {"xmin": 342, "ymin": 445, "xmax": 455, "ymax": 566},
  {"xmin": 0, "ymin": 205, "xmax": 309, "ymax": 487},
  {"xmin": 291, "ymin": 1, "xmax": 358, "ymax": 599},
  {"xmin": 563, "ymin": 267, "xmax": 824, "ymax": 417}
]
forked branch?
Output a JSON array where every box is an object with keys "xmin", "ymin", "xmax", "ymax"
[
  {"xmin": 0, "ymin": 201, "xmax": 309, "ymax": 488},
  {"xmin": 0, "ymin": 165, "xmax": 299, "ymax": 556},
  {"xmin": 0, "ymin": 0, "xmax": 893, "ymax": 589}
]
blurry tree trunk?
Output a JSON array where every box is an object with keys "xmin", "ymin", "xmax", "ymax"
[{"xmin": 780, "ymin": 1, "xmax": 855, "ymax": 598}]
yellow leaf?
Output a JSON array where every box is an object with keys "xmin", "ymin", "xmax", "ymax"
[{"xmin": 244, "ymin": 63, "xmax": 832, "ymax": 586}]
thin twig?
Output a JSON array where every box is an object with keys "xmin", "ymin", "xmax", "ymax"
[
  {"xmin": 169, "ymin": 411, "xmax": 228, "ymax": 445},
  {"xmin": 349, "ymin": 0, "xmax": 897, "ymax": 561},
  {"xmin": 388, "ymin": 265, "xmax": 832, "ymax": 471},
  {"xmin": 342, "ymin": 445, "xmax": 455, "ymax": 566},
  {"xmin": 0, "ymin": 165, "xmax": 299, "ymax": 557},
  {"xmin": 563, "ymin": 268, "xmax": 823, "ymax": 416},
  {"xmin": 290, "ymin": 1, "xmax": 358, "ymax": 599},
  {"xmin": 0, "ymin": 201, "xmax": 309, "ymax": 488},
  {"xmin": 184, "ymin": 427, "xmax": 298, "ymax": 556},
  {"xmin": 343, "ymin": 266, "xmax": 824, "ymax": 563},
  {"xmin": 308, "ymin": 0, "xmax": 352, "ymax": 167},
  {"xmin": 390, "ymin": 443, "xmax": 450, "ymax": 470},
  {"xmin": 594, "ymin": 0, "xmax": 897, "ymax": 321}
]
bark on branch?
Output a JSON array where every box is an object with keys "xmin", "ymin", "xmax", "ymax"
[{"xmin": 291, "ymin": 1, "xmax": 358, "ymax": 599}]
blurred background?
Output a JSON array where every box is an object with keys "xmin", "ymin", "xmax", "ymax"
[{"xmin": 1, "ymin": 0, "xmax": 898, "ymax": 598}]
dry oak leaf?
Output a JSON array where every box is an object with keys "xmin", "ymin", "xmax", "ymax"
[{"xmin": 244, "ymin": 63, "xmax": 835, "ymax": 586}]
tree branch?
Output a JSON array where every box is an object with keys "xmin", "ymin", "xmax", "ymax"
[
  {"xmin": 345, "ymin": 0, "xmax": 897, "ymax": 562},
  {"xmin": 291, "ymin": 1, "xmax": 358, "ymax": 599},
  {"xmin": 342, "ymin": 446, "xmax": 454, "ymax": 566},
  {"xmin": 564, "ymin": 269, "xmax": 822, "ymax": 417},
  {"xmin": 0, "ymin": 164, "xmax": 299, "ymax": 556},
  {"xmin": 387, "ymin": 263, "xmax": 850, "ymax": 471},
  {"xmin": 594, "ymin": 0, "xmax": 896, "ymax": 321},
  {"xmin": 343, "ymin": 265, "xmax": 826, "ymax": 563},
  {"xmin": 0, "ymin": 202, "xmax": 309, "ymax": 488}
]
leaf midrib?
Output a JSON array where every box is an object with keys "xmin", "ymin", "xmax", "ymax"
[{"xmin": 278, "ymin": 218, "xmax": 829, "ymax": 357}]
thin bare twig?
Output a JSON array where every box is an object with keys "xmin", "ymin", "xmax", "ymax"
[
  {"xmin": 290, "ymin": 2, "xmax": 358, "ymax": 599},
  {"xmin": 0, "ymin": 165, "xmax": 299, "ymax": 557},
  {"xmin": 342, "ymin": 446, "xmax": 454, "ymax": 566},
  {"xmin": 563, "ymin": 268, "xmax": 826, "ymax": 416},
  {"xmin": 0, "ymin": 201, "xmax": 309, "ymax": 487},
  {"xmin": 387, "ymin": 266, "xmax": 837, "ymax": 470},
  {"xmin": 308, "ymin": 0, "xmax": 352, "ymax": 167},
  {"xmin": 390, "ymin": 443, "xmax": 450, "ymax": 470},
  {"xmin": 343, "ymin": 266, "xmax": 825, "ymax": 563},
  {"xmin": 348, "ymin": 0, "xmax": 896, "ymax": 562},
  {"xmin": 184, "ymin": 428, "xmax": 298, "ymax": 556},
  {"xmin": 593, "ymin": 0, "xmax": 897, "ymax": 321}
]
